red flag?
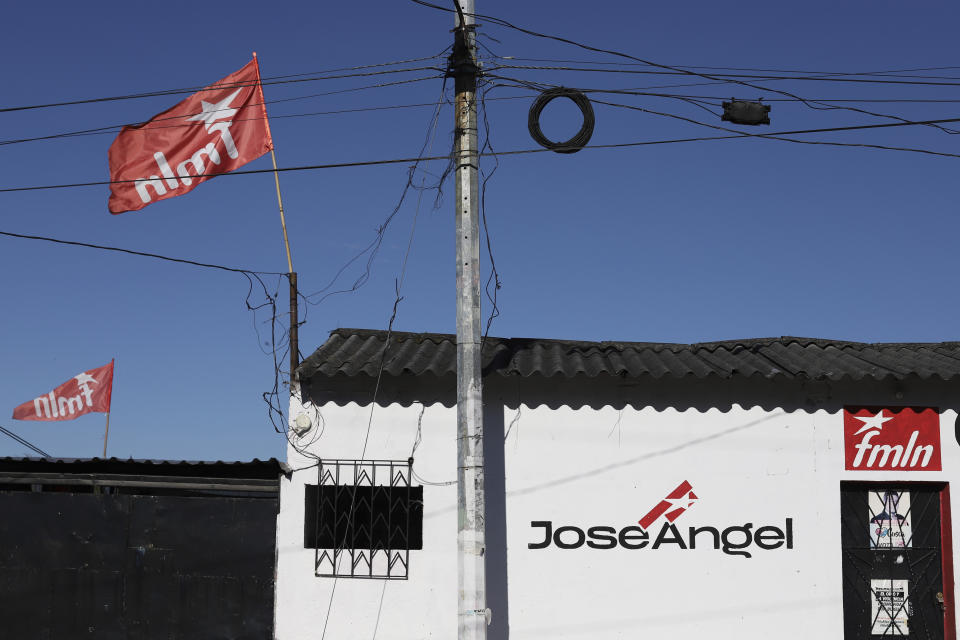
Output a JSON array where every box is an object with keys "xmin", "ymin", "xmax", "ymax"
[
  {"xmin": 13, "ymin": 361, "xmax": 114, "ymax": 421},
  {"xmin": 108, "ymin": 58, "xmax": 273, "ymax": 214}
]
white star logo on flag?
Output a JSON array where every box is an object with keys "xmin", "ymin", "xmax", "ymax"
[
  {"xmin": 74, "ymin": 372, "xmax": 97, "ymax": 386},
  {"xmin": 187, "ymin": 88, "xmax": 242, "ymax": 129}
]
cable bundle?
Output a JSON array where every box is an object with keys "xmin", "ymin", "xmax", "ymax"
[{"xmin": 527, "ymin": 87, "xmax": 595, "ymax": 154}]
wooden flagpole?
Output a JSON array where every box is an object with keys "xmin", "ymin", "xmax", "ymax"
[
  {"xmin": 102, "ymin": 412, "xmax": 110, "ymax": 458},
  {"xmin": 102, "ymin": 358, "xmax": 115, "ymax": 458},
  {"xmin": 253, "ymin": 52, "xmax": 298, "ymax": 377},
  {"xmin": 270, "ymin": 148, "xmax": 293, "ymax": 274},
  {"xmin": 253, "ymin": 52, "xmax": 294, "ymax": 274}
]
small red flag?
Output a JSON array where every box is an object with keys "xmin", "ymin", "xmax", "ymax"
[
  {"xmin": 13, "ymin": 361, "xmax": 114, "ymax": 421},
  {"xmin": 108, "ymin": 58, "xmax": 273, "ymax": 214}
]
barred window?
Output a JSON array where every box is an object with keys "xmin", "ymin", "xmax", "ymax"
[{"xmin": 304, "ymin": 459, "xmax": 422, "ymax": 579}]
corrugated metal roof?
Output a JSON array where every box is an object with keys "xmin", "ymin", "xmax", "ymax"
[
  {"xmin": 298, "ymin": 328, "xmax": 960, "ymax": 382},
  {"xmin": 0, "ymin": 457, "xmax": 287, "ymax": 478}
]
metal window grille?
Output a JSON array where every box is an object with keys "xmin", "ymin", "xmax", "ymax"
[{"xmin": 305, "ymin": 458, "xmax": 422, "ymax": 580}]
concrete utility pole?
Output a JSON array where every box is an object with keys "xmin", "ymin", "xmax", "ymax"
[{"xmin": 451, "ymin": 1, "xmax": 487, "ymax": 638}]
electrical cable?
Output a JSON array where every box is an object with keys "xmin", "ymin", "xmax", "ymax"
[
  {"xmin": 3, "ymin": 110, "xmax": 960, "ymax": 199},
  {"xmin": 371, "ymin": 581, "xmax": 389, "ymax": 640},
  {"xmin": 357, "ymin": 93, "xmax": 444, "ymax": 458},
  {"xmin": 493, "ymin": 68, "xmax": 960, "ymax": 135},
  {"xmin": 0, "ymin": 234, "xmax": 295, "ymax": 442},
  {"xmin": 482, "ymin": 54, "xmax": 960, "ymax": 95},
  {"xmin": 301, "ymin": 102, "xmax": 454, "ymax": 302},
  {"xmin": 490, "ymin": 71, "xmax": 960, "ymax": 136},
  {"xmin": 316, "ymin": 81, "xmax": 449, "ymax": 640},
  {"xmin": 572, "ymin": 91, "xmax": 960, "ymax": 104},
  {"xmin": 491, "ymin": 63, "xmax": 960, "ymax": 87},
  {"xmin": 0, "ymin": 154, "xmax": 451, "ymax": 194},
  {"xmin": 410, "ymin": 0, "xmax": 960, "ymax": 134},
  {"xmin": 0, "ymin": 425, "xmax": 52, "ymax": 458},
  {"xmin": 587, "ymin": 94, "xmax": 960, "ymax": 159},
  {"xmin": 408, "ymin": 406, "xmax": 456, "ymax": 486},
  {"xmin": 478, "ymin": 83, "xmax": 502, "ymax": 344},
  {"xmin": 244, "ymin": 272, "xmax": 294, "ymax": 437},
  {"xmin": 0, "ymin": 230, "xmax": 286, "ymax": 275},
  {"xmin": 495, "ymin": 61, "xmax": 960, "ymax": 97},
  {"xmin": 526, "ymin": 87, "xmax": 595, "ymax": 153},
  {"xmin": 503, "ymin": 407, "xmax": 522, "ymax": 442},
  {"xmin": 684, "ymin": 64, "xmax": 960, "ymax": 76},
  {"xmin": 245, "ymin": 51, "xmax": 450, "ymax": 83},
  {"xmin": 491, "ymin": 76, "xmax": 725, "ymax": 117},
  {"xmin": 496, "ymin": 68, "xmax": 958, "ymax": 136},
  {"xmin": 492, "ymin": 121, "xmax": 960, "ymax": 160},
  {"xmin": 7, "ymin": 79, "xmax": 956, "ymax": 149},
  {"xmin": 489, "ymin": 57, "xmax": 960, "ymax": 77},
  {"xmin": 0, "ymin": 59, "xmax": 448, "ymax": 114},
  {"xmin": 0, "ymin": 75, "xmax": 447, "ymax": 147},
  {"xmin": 484, "ymin": 74, "xmax": 960, "ymax": 105},
  {"xmin": 472, "ymin": 32, "xmax": 514, "ymax": 345}
]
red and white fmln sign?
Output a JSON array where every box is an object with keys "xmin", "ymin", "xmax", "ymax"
[{"xmin": 843, "ymin": 407, "xmax": 941, "ymax": 471}]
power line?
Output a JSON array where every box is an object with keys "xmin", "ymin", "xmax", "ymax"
[
  {"xmin": 484, "ymin": 85, "xmax": 960, "ymax": 106},
  {"xmin": 315, "ymin": 82, "xmax": 449, "ymax": 640},
  {"xmin": 0, "ymin": 155, "xmax": 450, "ymax": 193},
  {"xmin": 302, "ymin": 92, "xmax": 452, "ymax": 304},
  {"xmin": 0, "ymin": 62, "xmax": 446, "ymax": 114},
  {"xmin": 489, "ymin": 73, "xmax": 960, "ymax": 135},
  {"xmin": 489, "ymin": 57, "xmax": 960, "ymax": 77},
  {"xmin": 0, "ymin": 425, "xmax": 51, "ymax": 458},
  {"xmin": 244, "ymin": 52, "xmax": 449, "ymax": 82},
  {"xmin": 586, "ymin": 95, "xmax": 960, "ymax": 159},
  {"xmin": 637, "ymin": 96, "xmax": 960, "ymax": 104},
  {"xmin": 0, "ymin": 75, "xmax": 448, "ymax": 147},
  {"xmin": 0, "ymin": 230, "xmax": 286, "ymax": 275},
  {"xmin": 490, "ymin": 63, "xmax": 960, "ymax": 87},
  {"xmin": 3, "ymin": 112, "xmax": 960, "ymax": 197},
  {"xmin": 255, "ymin": 74, "xmax": 445, "ymax": 107},
  {"xmin": 498, "ymin": 122, "xmax": 960, "ymax": 160},
  {"xmin": 7, "ymin": 77, "xmax": 957, "ymax": 149},
  {"xmin": 686, "ymin": 65, "xmax": 960, "ymax": 76},
  {"xmin": 410, "ymin": 0, "xmax": 960, "ymax": 133},
  {"xmin": 492, "ymin": 67, "xmax": 960, "ymax": 135}
]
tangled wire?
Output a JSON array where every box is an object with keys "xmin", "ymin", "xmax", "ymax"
[{"xmin": 527, "ymin": 87, "xmax": 595, "ymax": 154}]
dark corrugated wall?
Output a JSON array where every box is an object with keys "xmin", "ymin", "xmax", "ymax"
[{"xmin": 0, "ymin": 490, "xmax": 276, "ymax": 639}]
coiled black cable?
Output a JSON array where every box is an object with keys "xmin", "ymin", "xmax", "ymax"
[{"xmin": 527, "ymin": 87, "xmax": 595, "ymax": 153}]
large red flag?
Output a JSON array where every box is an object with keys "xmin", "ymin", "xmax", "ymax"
[
  {"xmin": 108, "ymin": 58, "xmax": 273, "ymax": 214},
  {"xmin": 12, "ymin": 361, "xmax": 114, "ymax": 421}
]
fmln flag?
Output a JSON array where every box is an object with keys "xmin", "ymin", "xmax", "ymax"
[
  {"xmin": 108, "ymin": 58, "xmax": 273, "ymax": 213},
  {"xmin": 13, "ymin": 361, "xmax": 114, "ymax": 421}
]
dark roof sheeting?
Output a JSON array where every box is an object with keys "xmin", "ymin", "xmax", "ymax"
[
  {"xmin": 0, "ymin": 457, "xmax": 287, "ymax": 478},
  {"xmin": 298, "ymin": 328, "xmax": 960, "ymax": 382}
]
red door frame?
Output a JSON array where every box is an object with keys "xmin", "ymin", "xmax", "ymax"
[
  {"xmin": 843, "ymin": 481, "xmax": 955, "ymax": 640},
  {"xmin": 941, "ymin": 483, "xmax": 955, "ymax": 640}
]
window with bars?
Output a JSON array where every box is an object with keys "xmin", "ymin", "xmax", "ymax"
[
  {"xmin": 840, "ymin": 482, "xmax": 953, "ymax": 639},
  {"xmin": 304, "ymin": 459, "xmax": 423, "ymax": 580}
]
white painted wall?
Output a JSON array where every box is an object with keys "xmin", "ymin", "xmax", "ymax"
[
  {"xmin": 276, "ymin": 392, "xmax": 960, "ymax": 639},
  {"xmin": 276, "ymin": 396, "xmax": 460, "ymax": 640}
]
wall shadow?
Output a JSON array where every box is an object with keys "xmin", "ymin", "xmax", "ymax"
[{"xmin": 484, "ymin": 398, "xmax": 509, "ymax": 640}]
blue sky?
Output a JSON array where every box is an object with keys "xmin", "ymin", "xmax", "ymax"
[{"xmin": 1, "ymin": 1, "xmax": 959, "ymax": 461}]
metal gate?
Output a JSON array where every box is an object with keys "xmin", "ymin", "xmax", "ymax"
[{"xmin": 841, "ymin": 482, "xmax": 954, "ymax": 639}]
